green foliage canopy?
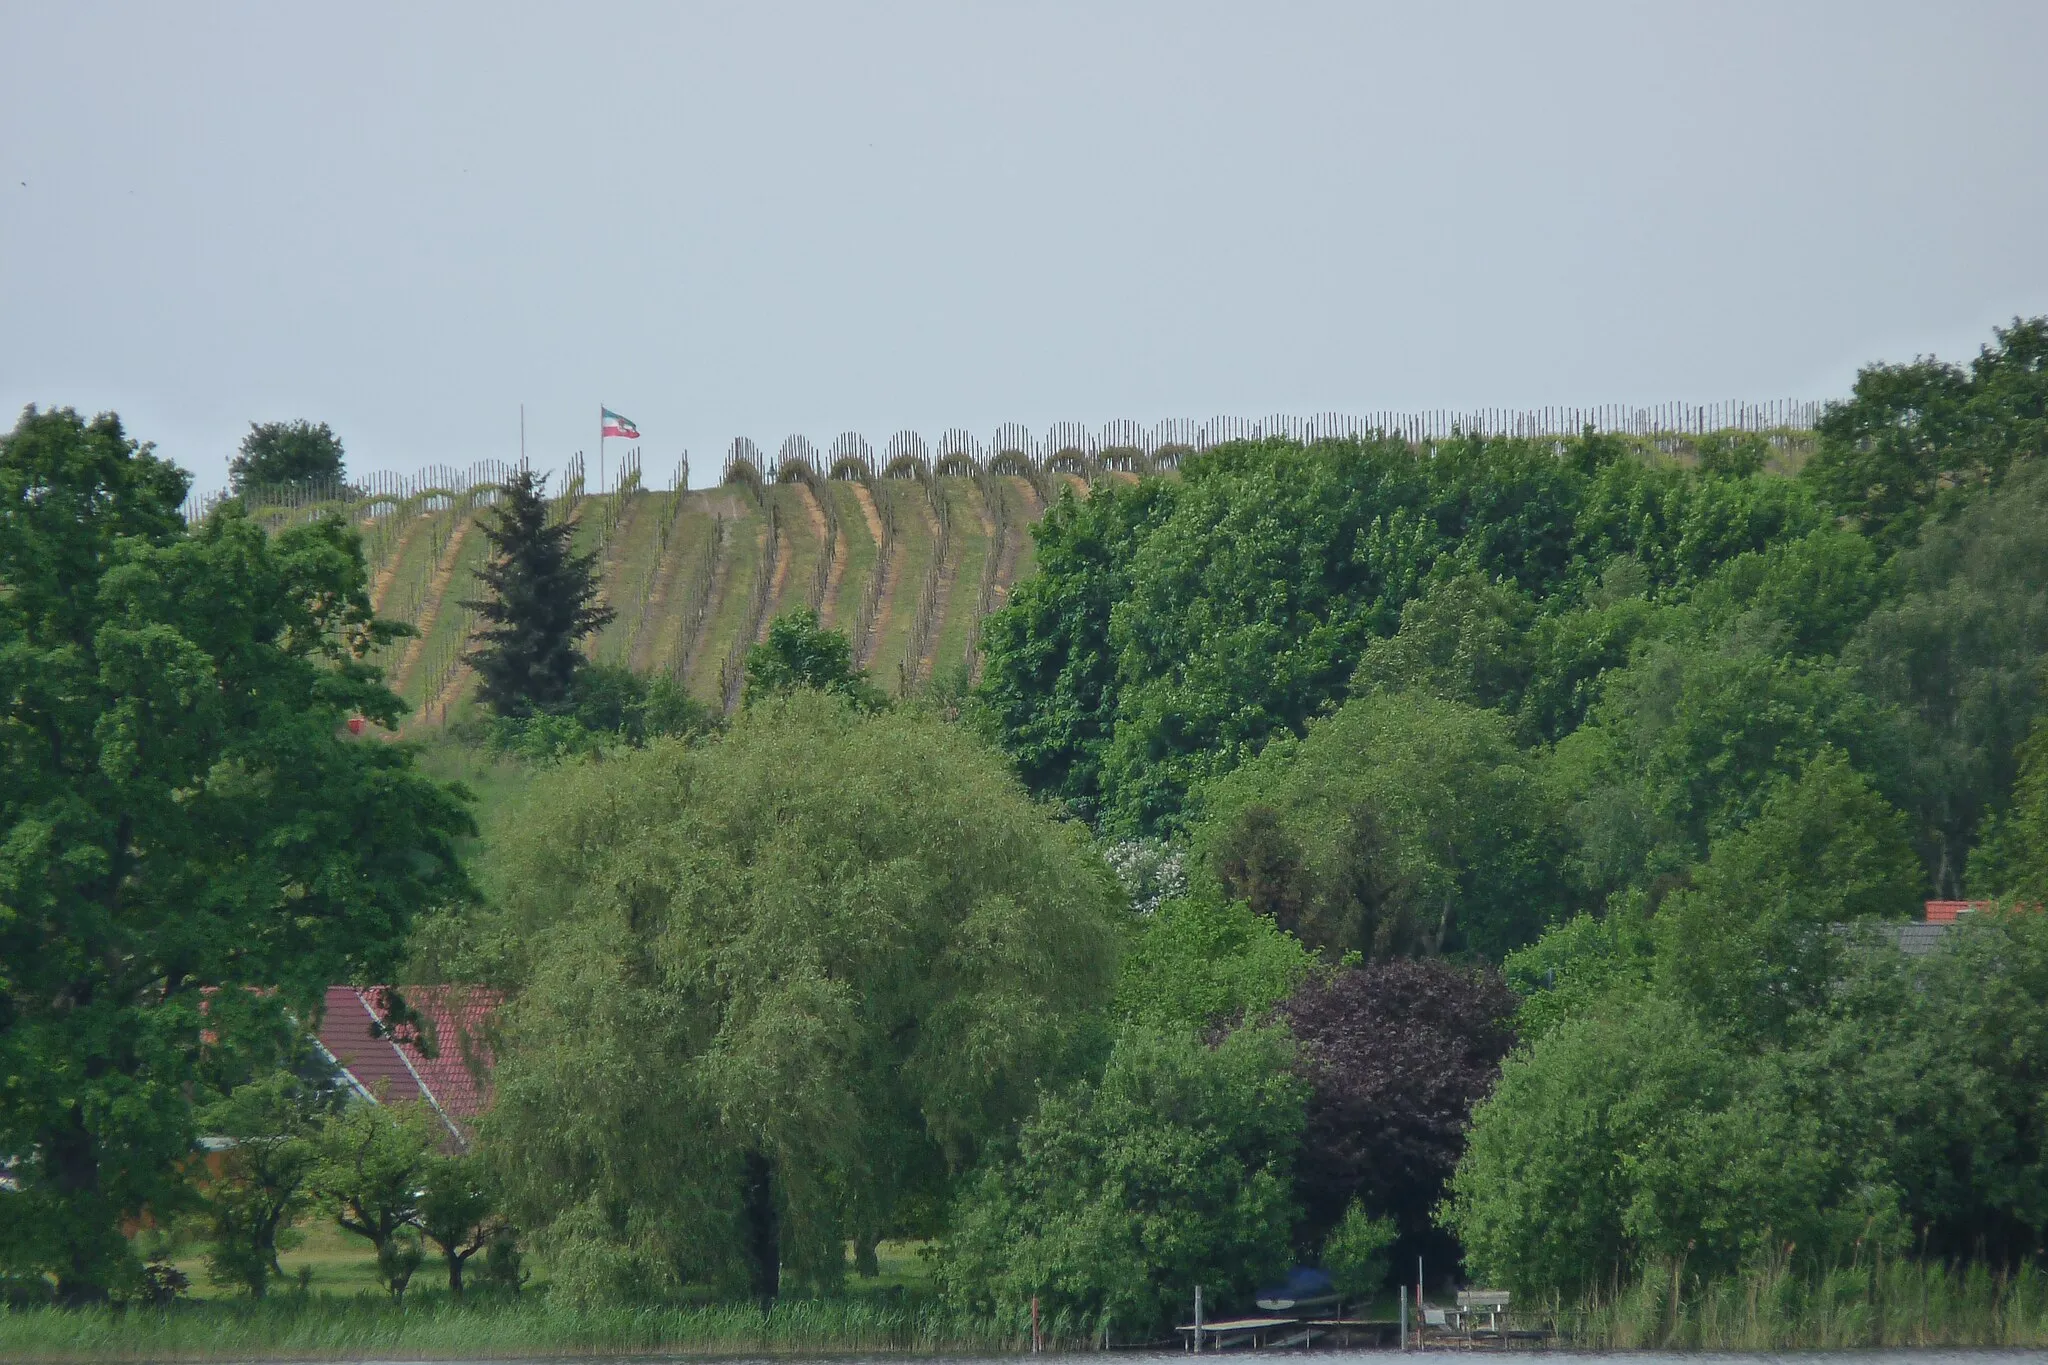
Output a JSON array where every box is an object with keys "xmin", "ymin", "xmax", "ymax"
[
  {"xmin": 0, "ymin": 407, "xmax": 472, "ymax": 1302},
  {"xmin": 416, "ymin": 1153, "xmax": 506, "ymax": 1299},
  {"xmin": 937, "ymin": 1023, "xmax": 1304, "ymax": 1336},
  {"xmin": 1652, "ymin": 750, "xmax": 1921, "ymax": 1041},
  {"xmin": 1548, "ymin": 634, "xmax": 1894, "ymax": 898},
  {"xmin": 979, "ymin": 432, "xmax": 1830, "ymax": 835},
  {"xmin": 1969, "ymin": 713, "xmax": 2048, "ymax": 902},
  {"xmin": 1191, "ymin": 690, "xmax": 1567, "ymax": 959},
  {"xmin": 1112, "ymin": 893, "xmax": 1314, "ymax": 1030},
  {"xmin": 480, "ymin": 661, "xmax": 715, "ymax": 763},
  {"xmin": 480, "ymin": 693, "xmax": 1123, "ymax": 1304},
  {"xmin": 1443, "ymin": 991, "xmax": 1860, "ymax": 1297},
  {"xmin": 1322, "ymin": 1202, "xmax": 1398, "ymax": 1302},
  {"xmin": 228, "ymin": 419, "xmax": 346, "ymax": 492},
  {"xmin": 744, "ymin": 609, "xmax": 887, "ymax": 710},
  {"xmin": 197, "ymin": 1072, "xmax": 327, "ymax": 1297},
  {"xmin": 974, "ymin": 479, "xmax": 1175, "ymax": 820},
  {"xmin": 1808, "ymin": 316, "xmax": 2048, "ymax": 552},
  {"xmin": 1848, "ymin": 460, "xmax": 2048, "ymax": 894},
  {"xmin": 1458, "ymin": 908, "xmax": 2048, "ymax": 1294}
]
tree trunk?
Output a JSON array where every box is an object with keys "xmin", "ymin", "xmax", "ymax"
[
  {"xmin": 854, "ymin": 1233, "xmax": 881, "ymax": 1278},
  {"xmin": 446, "ymin": 1249, "xmax": 465, "ymax": 1299},
  {"xmin": 48, "ymin": 1109, "xmax": 109, "ymax": 1306},
  {"xmin": 740, "ymin": 1148, "xmax": 780, "ymax": 1306},
  {"xmin": 1432, "ymin": 888, "xmax": 1455, "ymax": 957}
]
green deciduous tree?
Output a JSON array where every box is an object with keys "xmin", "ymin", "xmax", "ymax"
[
  {"xmin": 1548, "ymin": 636, "xmax": 1894, "ymax": 899},
  {"xmin": 1443, "ymin": 992, "xmax": 1867, "ymax": 1298},
  {"xmin": 1653, "ymin": 750, "xmax": 1921, "ymax": 1041},
  {"xmin": 482, "ymin": 661, "xmax": 716, "ymax": 762},
  {"xmin": 1192, "ymin": 690, "xmax": 1567, "ymax": 959},
  {"xmin": 1352, "ymin": 570, "xmax": 1537, "ymax": 716},
  {"xmin": 1322, "ymin": 1202, "xmax": 1398, "ymax": 1302},
  {"xmin": 481, "ymin": 692, "xmax": 1123, "ymax": 1304},
  {"xmin": 1572, "ymin": 452, "xmax": 1823, "ymax": 593},
  {"xmin": 1469, "ymin": 907, "xmax": 2048, "ymax": 1291},
  {"xmin": 0, "ymin": 407, "xmax": 472, "ymax": 1302},
  {"xmin": 228, "ymin": 420, "xmax": 346, "ymax": 492},
  {"xmin": 1515, "ymin": 587, "xmax": 1659, "ymax": 744},
  {"xmin": 462, "ymin": 469, "xmax": 614, "ymax": 716},
  {"xmin": 1849, "ymin": 459, "xmax": 2048, "ymax": 894},
  {"xmin": 310, "ymin": 1100, "xmax": 438, "ymax": 1297},
  {"xmin": 1813, "ymin": 909, "xmax": 2048, "ymax": 1264},
  {"xmin": 981, "ymin": 432, "xmax": 1825, "ymax": 835},
  {"xmin": 1500, "ymin": 904, "xmax": 1656, "ymax": 1046},
  {"xmin": 975, "ymin": 478, "xmax": 1177, "ymax": 820},
  {"xmin": 937, "ymin": 1024, "xmax": 1305, "ymax": 1336},
  {"xmin": 1807, "ymin": 316, "xmax": 2048, "ymax": 552},
  {"xmin": 1688, "ymin": 528, "xmax": 1885, "ymax": 659},
  {"xmin": 1096, "ymin": 438, "xmax": 1440, "ymax": 832},
  {"xmin": 417, "ymin": 1154, "xmax": 506, "ymax": 1299},
  {"xmin": 744, "ymin": 609, "xmax": 887, "ymax": 709},
  {"xmin": 197, "ymin": 1072, "xmax": 327, "ymax": 1297},
  {"xmin": 1968, "ymin": 713, "xmax": 2048, "ymax": 902},
  {"xmin": 1112, "ymin": 893, "xmax": 1314, "ymax": 1030}
]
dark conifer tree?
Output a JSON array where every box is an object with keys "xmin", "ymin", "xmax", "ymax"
[{"xmin": 461, "ymin": 470, "xmax": 613, "ymax": 716}]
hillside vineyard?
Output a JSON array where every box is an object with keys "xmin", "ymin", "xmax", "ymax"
[{"xmin": 194, "ymin": 406, "xmax": 1820, "ymax": 731}]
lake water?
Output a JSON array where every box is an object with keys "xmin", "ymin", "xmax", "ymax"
[{"xmin": 325, "ymin": 1352, "xmax": 2048, "ymax": 1365}]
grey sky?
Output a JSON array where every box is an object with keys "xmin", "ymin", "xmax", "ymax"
[{"xmin": 4, "ymin": 2, "xmax": 2044, "ymax": 494}]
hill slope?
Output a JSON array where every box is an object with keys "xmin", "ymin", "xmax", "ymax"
[
  {"xmin": 210, "ymin": 411, "xmax": 1817, "ymax": 733},
  {"xmin": 346, "ymin": 472, "xmax": 1050, "ymax": 730}
]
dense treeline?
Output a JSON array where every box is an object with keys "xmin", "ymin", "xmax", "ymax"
[
  {"xmin": 961, "ymin": 315, "xmax": 2048, "ymax": 1321},
  {"xmin": 5, "ymin": 318, "xmax": 2048, "ymax": 1344},
  {"xmin": 981, "ymin": 317, "xmax": 2048, "ymax": 901}
]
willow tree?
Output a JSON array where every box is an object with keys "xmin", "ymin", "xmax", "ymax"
[{"xmin": 481, "ymin": 691, "xmax": 1123, "ymax": 1304}]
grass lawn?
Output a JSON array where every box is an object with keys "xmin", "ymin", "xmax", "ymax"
[
  {"xmin": 149, "ymin": 1221, "xmax": 934, "ymax": 1307},
  {"xmin": 154, "ymin": 1219, "xmax": 387, "ymax": 1302}
]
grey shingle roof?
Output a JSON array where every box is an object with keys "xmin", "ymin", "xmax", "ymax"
[{"xmin": 1863, "ymin": 922, "xmax": 1952, "ymax": 958}]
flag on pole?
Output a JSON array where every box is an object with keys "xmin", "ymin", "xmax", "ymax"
[{"xmin": 601, "ymin": 408, "xmax": 640, "ymax": 440}]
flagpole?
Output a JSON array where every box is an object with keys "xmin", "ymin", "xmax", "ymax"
[{"xmin": 599, "ymin": 406, "xmax": 605, "ymax": 496}]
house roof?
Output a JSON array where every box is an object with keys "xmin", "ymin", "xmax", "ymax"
[
  {"xmin": 1867, "ymin": 922, "xmax": 1953, "ymax": 958},
  {"xmin": 1924, "ymin": 900, "xmax": 1995, "ymax": 924},
  {"xmin": 313, "ymin": 985, "xmax": 501, "ymax": 1141},
  {"xmin": 1859, "ymin": 901, "xmax": 2041, "ymax": 958}
]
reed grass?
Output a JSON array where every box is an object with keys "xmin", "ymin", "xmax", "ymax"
[
  {"xmin": 0, "ymin": 1293, "xmax": 1091, "ymax": 1361},
  {"xmin": 1544, "ymin": 1256, "xmax": 2048, "ymax": 1349}
]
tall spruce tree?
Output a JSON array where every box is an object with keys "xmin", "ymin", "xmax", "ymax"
[{"xmin": 462, "ymin": 469, "xmax": 613, "ymax": 716}]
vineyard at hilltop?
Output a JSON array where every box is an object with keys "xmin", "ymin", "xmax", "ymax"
[
  {"xmin": 313, "ymin": 468, "xmax": 1081, "ymax": 731},
  {"xmin": 211, "ymin": 408, "xmax": 1818, "ymax": 734}
]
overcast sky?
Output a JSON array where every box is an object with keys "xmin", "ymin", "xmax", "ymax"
[{"xmin": 4, "ymin": 3, "xmax": 2044, "ymax": 494}]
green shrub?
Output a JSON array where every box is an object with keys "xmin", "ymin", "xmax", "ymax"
[
  {"xmin": 1322, "ymin": 1201, "xmax": 1397, "ymax": 1301},
  {"xmin": 937, "ymin": 1023, "xmax": 1305, "ymax": 1336}
]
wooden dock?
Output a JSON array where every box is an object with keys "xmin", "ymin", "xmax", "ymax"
[
  {"xmin": 1177, "ymin": 1316, "xmax": 1408, "ymax": 1351},
  {"xmin": 1176, "ymin": 1316, "xmax": 1311, "ymax": 1351}
]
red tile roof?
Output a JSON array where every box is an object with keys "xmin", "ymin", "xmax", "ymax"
[
  {"xmin": 1926, "ymin": 900, "xmax": 1995, "ymax": 923},
  {"xmin": 313, "ymin": 985, "xmax": 501, "ymax": 1142}
]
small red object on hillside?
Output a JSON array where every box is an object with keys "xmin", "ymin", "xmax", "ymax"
[{"xmin": 346, "ymin": 715, "xmax": 365, "ymax": 736}]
